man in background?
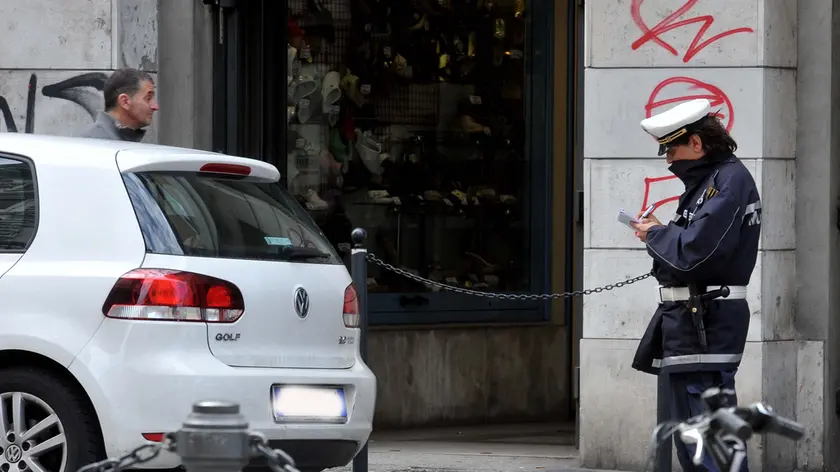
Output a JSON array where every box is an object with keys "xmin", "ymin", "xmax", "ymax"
[{"xmin": 79, "ymin": 68, "xmax": 158, "ymax": 142}]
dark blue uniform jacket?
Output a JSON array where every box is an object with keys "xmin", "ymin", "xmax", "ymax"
[{"xmin": 632, "ymin": 153, "xmax": 761, "ymax": 375}]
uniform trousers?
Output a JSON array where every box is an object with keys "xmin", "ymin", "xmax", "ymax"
[{"xmin": 669, "ymin": 369, "xmax": 748, "ymax": 472}]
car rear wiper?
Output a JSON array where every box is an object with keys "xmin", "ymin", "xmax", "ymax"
[{"xmin": 278, "ymin": 245, "xmax": 331, "ymax": 261}]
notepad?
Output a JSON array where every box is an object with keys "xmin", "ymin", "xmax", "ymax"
[{"xmin": 617, "ymin": 208, "xmax": 640, "ymax": 230}]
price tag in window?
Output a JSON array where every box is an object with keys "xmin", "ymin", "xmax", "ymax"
[
  {"xmin": 469, "ymin": 95, "xmax": 482, "ymax": 105},
  {"xmin": 383, "ymin": 46, "xmax": 392, "ymax": 58},
  {"xmin": 329, "ymin": 105, "xmax": 340, "ymax": 114},
  {"xmin": 361, "ymin": 84, "xmax": 371, "ymax": 95},
  {"xmin": 299, "ymin": 98, "xmax": 310, "ymax": 108},
  {"xmin": 301, "ymin": 45, "xmax": 311, "ymax": 59}
]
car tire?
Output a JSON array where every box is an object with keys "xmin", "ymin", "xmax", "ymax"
[{"xmin": 0, "ymin": 367, "xmax": 103, "ymax": 472}]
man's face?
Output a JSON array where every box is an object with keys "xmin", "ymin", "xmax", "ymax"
[
  {"xmin": 664, "ymin": 134, "xmax": 704, "ymax": 164},
  {"xmin": 123, "ymin": 80, "xmax": 159, "ymax": 128}
]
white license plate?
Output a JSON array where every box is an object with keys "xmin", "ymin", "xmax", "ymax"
[{"xmin": 271, "ymin": 385, "xmax": 347, "ymax": 423}]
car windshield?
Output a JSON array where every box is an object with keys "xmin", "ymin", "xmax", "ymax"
[{"xmin": 122, "ymin": 171, "xmax": 341, "ymax": 264}]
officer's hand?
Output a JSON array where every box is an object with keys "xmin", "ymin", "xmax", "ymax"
[
  {"xmin": 640, "ymin": 213, "xmax": 662, "ymax": 226},
  {"xmin": 631, "ymin": 218, "xmax": 663, "ymax": 242}
]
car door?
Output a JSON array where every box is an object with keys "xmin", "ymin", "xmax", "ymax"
[{"xmin": 0, "ymin": 155, "xmax": 37, "ymax": 279}]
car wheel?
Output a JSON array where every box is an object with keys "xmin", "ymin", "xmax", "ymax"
[{"xmin": 0, "ymin": 368, "xmax": 103, "ymax": 472}]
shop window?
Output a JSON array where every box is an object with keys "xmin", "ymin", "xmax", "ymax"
[{"xmin": 279, "ymin": 0, "xmax": 554, "ymax": 324}]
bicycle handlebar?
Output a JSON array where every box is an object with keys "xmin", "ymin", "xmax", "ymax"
[
  {"xmin": 647, "ymin": 387, "xmax": 804, "ymax": 472},
  {"xmin": 740, "ymin": 402, "xmax": 805, "ymax": 440},
  {"xmin": 712, "ymin": 408, "xmax": 752, "ymax": 440}
]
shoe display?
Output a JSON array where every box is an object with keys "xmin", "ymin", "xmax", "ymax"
[{"xmin": 285, "ymin": 0, "xmax": 529, "ymax": 294}]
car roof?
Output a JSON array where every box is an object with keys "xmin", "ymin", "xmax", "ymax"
[{"xmin": 0, "ymin": 133, "xmax": 225, "ymax": 168}]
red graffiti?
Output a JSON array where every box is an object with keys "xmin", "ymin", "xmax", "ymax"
[
  {"xmin": 630, "ymin": 0, "xmax": 754, "ymax": 63},
  {"xmin": 646, "ymin": 76, "xmax": 734, "ymax": 132},
  {"xmin": 641, "ymin": 175, "xmax": 680, "ymax": 213}
]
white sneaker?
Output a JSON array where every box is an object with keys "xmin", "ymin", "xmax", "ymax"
[{"xmin": 304, "ymin": 188, "xmax": 328, "ymax": 211}]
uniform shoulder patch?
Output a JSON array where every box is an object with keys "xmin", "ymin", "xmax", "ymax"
[{"xmin": 705, "ymin": 186, "xmax": 720, "ymax": 200}]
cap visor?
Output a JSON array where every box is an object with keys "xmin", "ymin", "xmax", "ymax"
[{"xmin": 657, "ymin": 144, "xmax": 666, "ymax": 156}]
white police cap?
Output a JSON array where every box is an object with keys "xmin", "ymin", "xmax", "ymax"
[{"xmin": 640, "ymin": 98, "xmax": 712, "ymax": 156}]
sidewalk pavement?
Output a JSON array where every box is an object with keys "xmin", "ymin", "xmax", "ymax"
[{"xmin": 330, "ymin": 423, "xmax": 631, "ymax": 472}]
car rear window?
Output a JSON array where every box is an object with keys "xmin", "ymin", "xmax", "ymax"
[
  {"xmin": 122, "ymin": 171, "xmax": 341, "ymax": 264},
  {"xmin": 0, "ymin": 156, "xmax": 37, "ymax": 252}
]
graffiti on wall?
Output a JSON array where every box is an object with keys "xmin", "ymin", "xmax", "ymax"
[
  {"xmin": 629, "ymin": 0, "xmax": 755, "ymax": 63},
  {"xmin": 630, "ymin": 0, "xmax": 750, "ymax": 212},
  {"xmin": 0, "ymin": 72, "xmax": 107, "ymax": 134},
  {"xmin": 640, "ymin": 175, "xmax": 680, "ymax": 213},
  {"xmin": 638, "ymin": 76, "xmax": 735, "ymax": 213},
  {"xmin": 645, "ymin": 76, "xmax": 733, "ymax": 132}
]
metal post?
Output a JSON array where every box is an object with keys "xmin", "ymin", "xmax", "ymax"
[
  {"xmin": 655, "ymin": 373, "xmax": 672, "ymax": 471},
  {"xmin": 176, "ymin": 401, "xmax": 251, "ymax": 472},
  {"xmin": 350, "ymin": 228, "xmax": 369, "ymax": 472}
]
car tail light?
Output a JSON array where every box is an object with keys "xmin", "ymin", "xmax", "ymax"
[
  {"xmin": 102, "ymin": 269, "xmax": 244, "ymax": 322},
  {"xmin": 199, "ymin": 162, "xmax": 252, "ymax": 176},
  {"xmin": 343, "ymin": 284, "xmax": 359, "ymax": 328}
]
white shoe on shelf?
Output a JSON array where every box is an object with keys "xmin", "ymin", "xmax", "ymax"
[{"xmin": 304, "ymin": 188, "xmax": 328, "ymax": 211}]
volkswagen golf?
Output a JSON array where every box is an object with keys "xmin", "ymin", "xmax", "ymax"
[{"xmin": 0, "ymin": 134, "xmax": 376, "ymax": 472}]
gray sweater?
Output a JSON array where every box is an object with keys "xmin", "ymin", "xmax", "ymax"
[{"xmin": 78, "ymin": 111, "xmax": 146, "ymax": 142}]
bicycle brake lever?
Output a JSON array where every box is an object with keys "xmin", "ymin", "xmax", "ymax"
[{"xmin": 679, "ymin": 428, "xmax": 706, "ymax": 466}]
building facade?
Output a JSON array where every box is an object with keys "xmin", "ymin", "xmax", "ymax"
[
  {"xmin": 1, "ymin": 0, "xmax": 838, "ymax": 471},
  {"xmin": 581, "ymin": 1, "xmax": 834, "ymax": 471},
  {"xmin": 0, "ymin": 0, "xmax": 159, "ymax": 142}
]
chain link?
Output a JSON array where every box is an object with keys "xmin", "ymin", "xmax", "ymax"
[
  {"xmin": 365, "ymin": 252, "xmax": 653, "ymax": 300},
  {"xmin": 77, "ymin": 433, "xmax": 302, "ymax": 472},
  {"xmin": 250, "ymin": 433, "xmax": 301, "ymax": 472},
  {"xmin": 77, "ymin": 439, "xmax": 172, "ymax": 472}
]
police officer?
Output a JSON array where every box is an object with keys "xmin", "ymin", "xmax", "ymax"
[{"xmin": 629, "ymin": 98, "xmax": 761, "ymax": 472}]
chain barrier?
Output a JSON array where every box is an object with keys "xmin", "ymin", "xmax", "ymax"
[
  {"xmin": 77, "ymin": 429, "xmax": 301, "ymax": 472},
  {"xmin": 77, "ymin": 442, "xmax": 169, "ymax": 472},
  {"xmin": 364, "ymin": 252, "xmax": 654, "ymax": 299}
]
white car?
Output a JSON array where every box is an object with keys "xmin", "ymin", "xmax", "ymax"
[{"xmin": 0, "ymin": 134, "xmax": 376, "ymax": 472}]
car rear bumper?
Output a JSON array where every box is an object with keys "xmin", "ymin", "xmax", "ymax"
[{"xmin": 68, "ymin": 320, "xmax": 376, "ymax": 469}]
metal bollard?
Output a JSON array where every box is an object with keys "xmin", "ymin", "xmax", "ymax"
[
  {"xmin": 350, "ymin": 228, "xmax": 369, "ymax": 472},
  {"xmin": 175, "ymin": 401, "xmax": 252, "ymax": 472},
  {"xmin": 655, "ymin": 374, "xmax": 672, "ymax": 471}
]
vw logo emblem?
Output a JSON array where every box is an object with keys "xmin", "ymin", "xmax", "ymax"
[
  {"xmin": 294, "ymin": 287, "xmax": 310, "ymax": 319},
  {"xmin": 5, "ymin": 444, "xmax": 22, "ymax": 463}
]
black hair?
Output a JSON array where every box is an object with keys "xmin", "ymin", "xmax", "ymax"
[
  {"xmin": 103, "ymin": 68, "xmax": 155, "ymax": 111},
  {"xmin": 667, "ymin": 115, "xmax": 738, "ymax": 158},
  {"xmin": 695, "ymin": 115, "xmax": 738, "ymax": 155}
]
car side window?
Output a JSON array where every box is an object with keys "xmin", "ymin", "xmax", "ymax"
[{"xmin": 0, "ymin": 156, "xmax": 37, "ymax": 251}]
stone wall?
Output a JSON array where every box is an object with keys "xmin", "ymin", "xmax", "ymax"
[
  {"xmin": 368, "ymin": 325, "xmax": 571, "ymax": 428},
  {"xmin": 0, "ymin": 0, "xmax": 158, "ymax": 141},
  {"xmin": 579, "ymin": 1, "xmax": 812, "ymax": 470}
]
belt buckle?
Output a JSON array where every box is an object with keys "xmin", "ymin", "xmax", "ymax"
[{"xmin": 657, "ymin": 286, "xmax": 667, "ymax": 304}]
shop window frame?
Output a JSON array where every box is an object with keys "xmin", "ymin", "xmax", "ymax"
[{"xmin": 213, "ymin": 0, "xmax": 560, "ymax": 326}]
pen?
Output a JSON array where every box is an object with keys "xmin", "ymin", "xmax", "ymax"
[{"xmin": 640, "ymin": 203, "xmax": 656, "ymax": 219}]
